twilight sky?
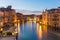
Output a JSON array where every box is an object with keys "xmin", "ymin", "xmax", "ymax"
[{"xmin": 0, "ymin": 0, "xmax": 60, "ymax": 14}]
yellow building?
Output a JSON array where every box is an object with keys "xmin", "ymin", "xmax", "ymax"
[
  {"xmin": 0, "ymin": 6, "xmax": 17, "ymax": 27},
  {"xmin": 42, "ymin": 7, "xmax": 60, "ymax": 28},
  {"xmin": 0, "ymin": 6, "xmax": 18, "ymax": 36}
]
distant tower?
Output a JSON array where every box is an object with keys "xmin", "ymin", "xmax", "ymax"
[
  {"xmin": 45, "ymin": 8, "xmax": 47, "ymax": 11},
  {"xmin": 7, "ymin": 5, "xmax": 12, "ymax": 9},
  {"xmin": 58, "ymin": 7, "xmax": 60, "ymax": 8}
]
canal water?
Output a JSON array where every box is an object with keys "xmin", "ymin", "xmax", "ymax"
[{"xmin": 18, "ymin": 21, "xmax": 60, "ymax": 40}]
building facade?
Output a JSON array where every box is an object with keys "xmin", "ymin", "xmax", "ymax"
[
  {"xmin": 0, "ymin": 6, "xmax": 17, "ymax": 27},
  {"xmin": 42, "ymin": 7, "xmax": 60, "ymax": 28}
]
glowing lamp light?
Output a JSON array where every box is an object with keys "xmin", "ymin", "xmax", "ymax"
[
  {"xmin": 0, "ymin": 22, "xmax": 3, "ymax": 27},
  {"xmin": 12, "ymin": 32, "xmax": 15, "ymax": 35},
  {"xmin": 0, "ymin": 28, "xmax": 3, "ymax": 31},
  {"xmin": 15, "ymin": 31, "xmax": 18, "ymax": 34},
  {"xmin": 40, "ymin": 25, "xmax": 41, "ymax": 29},
  {"xmin": 40, "ymin": 22, "xmax": 41, "ymax": 24}
]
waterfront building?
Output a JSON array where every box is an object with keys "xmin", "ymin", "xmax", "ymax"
[
  {"xmin": 0, "ymin": 6, "xmax": 17, "ymax": 35},
  {"xmin": 39, "ymin": 15, "xmax": 42, "ymax": 24},
  {"xmin": 0, "ymin": 6, "xmax": 17, "ymax": 27},
  {"xmin": 17, "ymin": 13, "xmax": 24, "ymax": 21},
  {"xmin": 16, "ymin": 13, "xmax": 36, "ymax": 21},
  {"xmin": 42, "ymin": 7, "xmax": 60, "ymax": 28}
]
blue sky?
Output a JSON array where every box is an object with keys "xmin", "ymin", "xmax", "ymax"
[{"xmin": 0, "ymin": 0, "xmax": 60, "ymax": 11}]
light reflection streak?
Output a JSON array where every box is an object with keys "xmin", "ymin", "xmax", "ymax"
[
  {"xmin": 39, "ymin": 25, "xmax": 42, "ymax": 40},
  {"xmin": 17, "ymin": 20, "xmax": 20, "ymax": 35},
  {"xmin": 33, "ymin": 21, "xmax": 36, "ymax": 23},
  {"xmin": 27, "ymin": 21, "xmax": 32, "ymax": 30},
  {"xmin": 36, "ymin": 23, "xmax": 42, "ymax": 40},
  {"xmin": 43, "ymin": 25, "xmax": 47, "ymax": 40},
  {"xmin": 22, "ymin": 20, "xmax": 24, "ymax": 30}
]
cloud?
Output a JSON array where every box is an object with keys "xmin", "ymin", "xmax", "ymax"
[{"xmin": 16, "ymin": 9, "xmax": 42, "ymax": 15}]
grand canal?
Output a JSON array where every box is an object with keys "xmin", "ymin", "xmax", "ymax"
[{"xmin": 17, "ymin": 21, "xmax": 60, "ymax": 40}]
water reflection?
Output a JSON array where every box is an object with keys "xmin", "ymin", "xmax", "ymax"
[
  {"xmin": 43, "ymin": 25, "xmax": 47, "ymax": 40},
  {"xmin": 18, "ymin": 21, "xmax": 60, "ymax": 40},
  {"xmin": 18, "ymin": 21, "xmax": 48, "ymax": 40},
  {"xmin": 22, "ymin": 21, "xmax": 24, "ymax": 30},
  {"xmin": 27, "ymin": 21, "xmax": 32, "ymax": 30},
  {"xmin": 17, "ymin": 20, "xmax": 20, "ymax": 34},
  {"xmin": 36, "ymin": 23, "xmax": 42, "ymax": 40},
  {"xmin": 17, "ymin": 20, "xmax": 20, "ymax": 40}
]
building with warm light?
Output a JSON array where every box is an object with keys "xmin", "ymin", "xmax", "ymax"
[
  {"xmin": 16, "ymin": 13, "xmax": 23, "ymax": 21},
  {"xmin": 39, "ymin": 15, "xmax": 42, "ymax": 24},
  {"xmin": 0, "ymin": 6, "xmax": 17, "ymax": 34},
  {"xmin": 16, "ymin": 13, "xmax": 36, "ymax": 21},
  {"xmin": 42, "ymin": 7, "xmax": 60, "ymax": 29},
  {"xmin": 0, "ymin": 6, "xmax": 17, "ymax": 27}
]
